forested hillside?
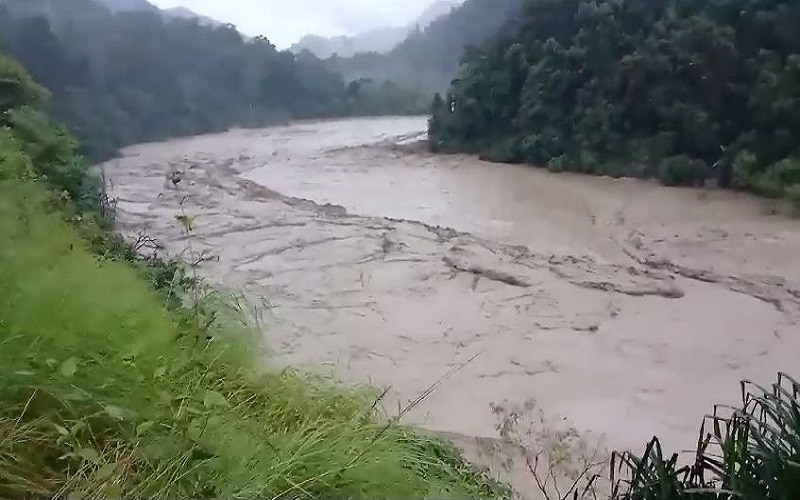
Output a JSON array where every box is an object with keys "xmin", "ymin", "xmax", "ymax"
[
  {"xmin": 429, "ymin": 0, "xmax": 800, "ymax": 202},
  {"xmin": 0, "ymin": 0, "xmax": 416, "ymax": 159},
  {"xmin": 328, "ymin": 0, "xmax": 523, "ymax": 93}
]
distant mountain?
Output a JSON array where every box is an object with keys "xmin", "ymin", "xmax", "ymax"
[
  {"xmin": 290, "ymin": 0, "xmax": 460, "ymax": 58},
  {"xmin": 327, "ymin": 0, "xmax": 524, "ymax": 93},
  {"xmin": 290, "ymin": 30, "xmax": 405, "ymax": 60},
  {"xmin": 92, "ymin": 0, "xmax": 221, "ymax": 27},
  {"xmin": 415, "ymin": 0, "xmax": 459, "ymax": 27},
  {"xmin": 162, "ymin": 6, "xmax": 222, "ymax": 27},
  {"xmin": 93, "ymin": 0, "xmax": 157, "ymax": 12}
]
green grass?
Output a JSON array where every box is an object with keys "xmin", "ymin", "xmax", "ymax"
[{"xmin": 0, "ymin": 177, "xmax": 507, "ymax": 498}]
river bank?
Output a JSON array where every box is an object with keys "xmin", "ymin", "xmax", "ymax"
[{"xmin": 103, "ymin": 116, "xmax": 800, "ymax": 495}]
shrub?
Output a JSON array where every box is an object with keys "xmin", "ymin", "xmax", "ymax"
[
  {"xmin": 749, "ymin": 170, "xmax": 785, "ymax": 199},
  {"xmin": 0, "ymin": 55, "xmax": 49, "ymax": 115},
  {"xmin": 482, "ymin": 136, "xmax": 522, "ymax": 163},
  {"xmin": 521, "ymin": 133, "xmax": 547, "ymax": 164},
  {"xmin": 611, "ymin": 373, "xmax": 800, "ymax": 500},
  {"xmin": 732, "ymin": 149, "xmax": 759, "ymax": 189},
  {"xmin": 658, "ymin": 155, "xmax": 708, "ymax": 187},
  {"xmin": 0, "ymin": 129, "xmax": 33, "ymax": 180},
  {"xmin": 786, "ymin": 184, "xmax": 800, "ymax": 217},
  {"xmin": 577, "ymin": 148, "xmax": 599, "ymax": 173},
  {"xmin": 546, "ymin": 154, "xmax": 568, "ymax": 173},
  {"xmin": 770, "ymin": 157, "xmax": 800, "ymax": 186},
  {"xmin": 597, "ymin": 162, "xmax": 629, "ymax": 178}
]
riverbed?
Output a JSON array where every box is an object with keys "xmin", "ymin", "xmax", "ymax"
[{"xmin": 103, "ymin": 116, "xmax": 800, "ymax": 495}]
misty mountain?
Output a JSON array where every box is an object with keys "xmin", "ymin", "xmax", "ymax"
[
  {"xmin": 327, "ymin": 0, "xmax": 523, "ymax": 93},
  {"xmin": 290, "ymin": 0, "xmax": 459, "ymax": 59},
  {"xmin": 92, "ymin": 0, "xmax": 157, "ymax": 13},
  {"xmin": 93, "ymin": 0, "xmax": 221, "ymax": 27},
  {"xmin": 162, "ymin": 6, "xmax": 222, "ymax": 28},
  {"xmin": 414, "ymin": 0, "xmax": 459, "ymax": 27},
  {"xmin": 289, "ymin": 30, "xmax": 406, "ymax": 60}
]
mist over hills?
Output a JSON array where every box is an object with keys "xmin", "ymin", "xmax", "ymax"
[
  {"xmin": 326, "ymin": 0, "xmax": 524, "ymax": 93},
  {"xmin": 289, "ymin": 0, "xmax": 460, "ymax": 59},
  {"xmin": 93, "ymin": 0, "xmax": 221, "ymax": 26},
  {"xmin": 93, "ymin": 0, "xmax": 156, "ymax": 12},
  {"xmin": 48, "ymin": 0, "xmax": 527, "ymax": 96}
]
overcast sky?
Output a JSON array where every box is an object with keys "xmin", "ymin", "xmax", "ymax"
[{"xmin": 149, "ymin": 0, "xmax": 439, "ymax": 49}]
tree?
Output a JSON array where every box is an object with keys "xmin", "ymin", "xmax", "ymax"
[
  {"xmin": 0, "ymin": 0, "xmax": 420, "ymax": 160},
  {"xmin": 429, "ymin": 0, "xmax": 800, "ymax": 197}
]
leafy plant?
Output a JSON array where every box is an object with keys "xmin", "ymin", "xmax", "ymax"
[
  {"xmin": 732, "ymin": 150, "xmax": 760, "ymax": 190},
  {"xmin": 609, "ymin": 373, "xmax": 800, "ymax": 500},
  {"xmin": 610, "ymin": 438, "xmax": 696, "ymax": 500},
  {"xmin": 698, "ymin": 374, "xmax": 800, "ymax": 499},
  {"xmin": 658, "ymin": 156, "xmax": 708, "ymax": 187},
  {"xmin": 0, "ymin": 55, "xmax": 48, "ymax": 116},
  {"xmin": 785, "ymin": 184, "xmax": 800, "ymax": 217}
]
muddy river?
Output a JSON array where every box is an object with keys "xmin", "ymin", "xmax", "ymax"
[{"xmin": 104, "ymin": 116, "xmax": 800, "ymax": 495}]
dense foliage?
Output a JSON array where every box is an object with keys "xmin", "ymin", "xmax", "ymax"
[
  {"xmin": 328, "ymin": 0, "xmax": 524, "ymax": 93},
  {"xmin": 0, "ymin": 0, "xmax": 424, "ymax": 160},
  {"xmin": 344, "ymin": 77, "xmax": 432, "ymax": 116},
  {"xmin": 430, "ymin": 0, "xmax": 800, "ymax": 199}
]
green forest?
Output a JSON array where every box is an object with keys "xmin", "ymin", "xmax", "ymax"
[
  {"xmin": 429, "ymin": 0, "xmax": 800, "ymax": 205},
  {"xmin": 0, "ymin": 0, "xmax": 426, "ymax": 160}
]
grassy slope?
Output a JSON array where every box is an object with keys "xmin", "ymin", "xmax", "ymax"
[{"xmin": 0, "ymin": 177, "xmax": 506, "ymax": 497}]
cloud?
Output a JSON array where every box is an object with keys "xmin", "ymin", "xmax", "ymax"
[{"xmin": 149, "ymin": 0, "xmax": 435, "ymax": 49}]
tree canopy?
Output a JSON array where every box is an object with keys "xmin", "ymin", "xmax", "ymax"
[
  {"xmin": 0, "ymin": 0, "xmax": 424, "ymax": 159},
  {"xmin": 429, "ymin": 0, "xmax": 800, "ymax": 200}
]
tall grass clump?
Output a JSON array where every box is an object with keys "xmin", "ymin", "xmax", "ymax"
[
  {"xmin": 609, "ymin": 373, "xmax": 800, "ymax": 500},
  {"xmin": 0, "ymin": 55, "xmax": 508, "ymax": 499}
]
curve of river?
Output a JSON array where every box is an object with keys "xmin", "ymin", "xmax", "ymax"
[{"xmin": 104, "ymin": 116, "xmax": 800, "ymax": 496}]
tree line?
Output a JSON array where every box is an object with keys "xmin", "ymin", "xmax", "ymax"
[
  {"xmin": 429, "ymin": 0, "xmax": 800, "ymax": 205},
  {"xmin": 0, "ymin": 0, "xmax": 424, "ymax": 160}
]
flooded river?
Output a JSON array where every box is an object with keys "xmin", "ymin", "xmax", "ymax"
[{"xmin": 104, "ymin": 116, "xmax": 800, "ymax": 495}]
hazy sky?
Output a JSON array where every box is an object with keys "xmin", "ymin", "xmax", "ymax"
[{"xmin": 149, "ymin": 0, "xmax": 438, "ymax": 49}]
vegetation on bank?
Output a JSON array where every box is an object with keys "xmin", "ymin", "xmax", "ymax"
[
  {"xmin": 0, "ymin": 0, "xmax": 428, "ymax": 161},
  {"xmin": 429, "ymin": 0, "xmax": 800, "ymax": 204},
  {"xmin": 0, "ymin": 55, "xmax": 507, "ymax": 498},
  {"xmin": 608, "ymin": 374, "xmax": 800, "ymax": 500}
]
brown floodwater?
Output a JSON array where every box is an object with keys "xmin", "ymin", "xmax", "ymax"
[{"xmin": 103, "ymin": 116, "xmax": 800, "ymax": 497}]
